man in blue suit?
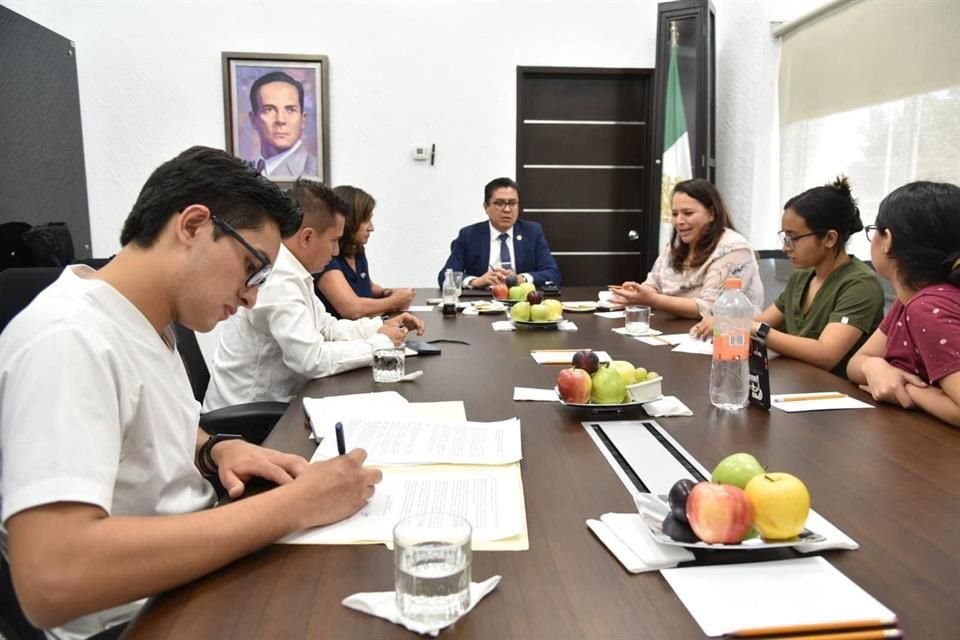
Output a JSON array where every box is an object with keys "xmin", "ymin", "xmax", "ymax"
[{"xmin": 438, "ymin": 177, "xmax": 561, "ymax": 288}]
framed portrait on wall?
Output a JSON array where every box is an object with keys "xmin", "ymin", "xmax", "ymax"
[{"xmin": 222, "ymin": 52, "xmax": 329, "ymax": 184}]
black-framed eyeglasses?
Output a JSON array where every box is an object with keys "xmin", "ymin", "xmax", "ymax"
[
  {"xmin": 210, "ymin": 215, "xmax": 272, "ymax": 288},
  {"xmin": 777, "ymin": 230, "xmax": 819, "ymax": 250},
  {"xmin": 864, "ymin": 225, "xmax": 882, "ymax": 242},
  {"xmin": 490, "ymin": 199, "xmax": 519, "ymax": 210}
]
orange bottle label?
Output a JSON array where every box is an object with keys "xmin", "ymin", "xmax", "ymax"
[{"xmin": 713, "ymin": 330, "xmax": 749, "ymax": 361}]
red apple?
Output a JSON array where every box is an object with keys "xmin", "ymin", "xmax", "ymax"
[
  {"xmin": 685, "ymin": 482, "xmax": 753, "ymax": 544},
  {"xmin": 557, "ymin": 367, "xmax": 591, "ymax": 404},
  {"xmin": 491, "ymin": 283, "xmax": 508, "ymax": 300},
  {"xmin": 571, "ymin": 349, "xmax": 600, "ymax": 374},
  {"xmin": 526, "ymin": 290, "xmax": 544, "ymax": 305}
]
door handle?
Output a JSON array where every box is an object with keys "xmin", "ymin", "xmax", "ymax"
[{"xmin": 627, "ymin": 229, "xmax": 639, "ymax": 241}]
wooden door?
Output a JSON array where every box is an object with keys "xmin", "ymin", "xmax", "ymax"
[{"xmin": 516, "ymin": 67, "xmax": 654, "ymax": 286}]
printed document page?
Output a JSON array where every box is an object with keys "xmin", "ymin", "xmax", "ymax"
[
  {"xmin": 310, "ymin": 417, "xmax": 522, "ymax": 466},
  {"xmin": 279, "ymin": 464, "xmax": 525, "ymax": 546}
]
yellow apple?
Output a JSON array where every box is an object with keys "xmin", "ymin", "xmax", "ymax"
[
  {"xmin": 744, "ymin": 472, "xmax": 811, "ymax": 540},
  {"xmin": 608, "ymin": 360, "xmax": 636, "ymax": 386}
]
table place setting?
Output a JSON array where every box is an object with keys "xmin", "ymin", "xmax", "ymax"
[
  {"xmin": 771, "ymin": 392, "xmax": 875, "ymax": 412},
  {"xmin": 491, "ymin": 319, "xmax": 578, "ymax": 332}
]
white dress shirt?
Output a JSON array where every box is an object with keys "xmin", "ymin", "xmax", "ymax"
[{"xmin": 203, "ymin": 244, "xmax": 393, "ymax": 410}]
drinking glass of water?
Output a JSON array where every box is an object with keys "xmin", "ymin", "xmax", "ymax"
[
  {"xmin": 625, "ymin": 305, "xmax": 651, "ymax": 335},
  {"xmin": 394, "ymin": 513, "xmax": 472, "ymax": 625},
  {"xmin": 372, "ymin": 347, "xmax": 405, "ymax": 382}
]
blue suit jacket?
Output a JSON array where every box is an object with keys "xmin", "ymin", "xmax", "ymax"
[{"xmin": 438, "ymin": 219, "xmax": 561, "ymax": 287}]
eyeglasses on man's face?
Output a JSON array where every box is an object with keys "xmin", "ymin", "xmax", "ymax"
[
  {"xmin": 777, "ymin": 230, "xmax": 819, "ymax": 250},
  {"xmin": 489, "ymin": 199, "xmax": 519, "ymax": 210},
  {"xmin": 864, "ymin": 225, "xmax": 882, "ymax": 242},
  {"xmin": 210, "ymin": 215, "xmax": 272, "ymax": 288}
]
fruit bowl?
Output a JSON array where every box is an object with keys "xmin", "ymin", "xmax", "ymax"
[
  {"xmin": 633, "ymin": 493, "xmax": 826, "ymax": 549},
  {"xmin": 493, "ymin": 296, "xmax": 522, "ymax": 306},
  {"xmin": 553, "ymin": 387, "xmax": 644, "ymax": 411},
  {"xmin": 513, "ymin": 318, "xmax": 563, "ymax": 330},
  {"xmin": 625, "ymin": 376, "xmax": 663, "ymax": 402}
]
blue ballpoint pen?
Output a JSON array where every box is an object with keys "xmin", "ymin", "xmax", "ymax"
[{"xmin": 335, "ymin": 421, "xmax": 346, "ymax": 455}]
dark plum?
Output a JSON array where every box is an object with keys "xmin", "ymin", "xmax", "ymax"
[
  {"xmin": 668, "ymin": 479, "xmax": 697, "ymax": 523},
  {"xmin": 661, "ymin": 514, "xmax": 700, "ymax": 543}
]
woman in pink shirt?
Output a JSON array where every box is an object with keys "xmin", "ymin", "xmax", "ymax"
[{"xmin": 848, "ymin": 181, "xmax": 960, "ymax": 427}]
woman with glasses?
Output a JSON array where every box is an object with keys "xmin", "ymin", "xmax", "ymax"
[
  {"xmin": 315, "ymin": 185, "xmax": 415, "ymax": 319},
  {"xmin": 612, "ymin": 178, "xmax": 762, "ymax": 318},
  {"xmin": 847, "ymin": 181, "xmax": 960, "ymax": 427},
  {"xmin": 692, "ymin": 176, "xmax": 884, "ymax": 378}
]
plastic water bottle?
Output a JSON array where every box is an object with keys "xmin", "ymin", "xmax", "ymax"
[
  {"xmin": 441, "ymin": 268, "xmax": 457, "ymax": 318},
  {"xmin": 709, "ymin": 277, "xmax": 753, "ymax": 411}
]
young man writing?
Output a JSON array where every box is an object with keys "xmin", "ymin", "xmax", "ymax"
[{"xmin": 0, "ymin": 147, "xmax": 382, "ymax": 639}]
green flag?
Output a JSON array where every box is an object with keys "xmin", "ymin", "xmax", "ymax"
[{"xmin": 661, "ymin": 36, "xmax": 693, "ymax": 227}]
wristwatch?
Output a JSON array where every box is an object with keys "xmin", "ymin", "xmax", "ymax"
[
  {"xmin": 755, "ymin": 322, "xmax": 771, "ymax": 340},
  {"xmin": 197, "ymin": 433, "xmax": 244, "ymax": 476}
]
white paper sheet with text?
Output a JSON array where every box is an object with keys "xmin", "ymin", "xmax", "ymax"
[
  {"xmin": 280, "ymin": 465, "xmax": 525, "ymax": 546},
  {"xmin": 530, "ymin": 350, "xmax": 612, "ymax": 364},
  {"xmin": 310, "ymin": 417, "xmax": 522, "ymax": 466}
]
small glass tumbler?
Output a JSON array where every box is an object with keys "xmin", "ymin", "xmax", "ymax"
[
  {"xmin": 372, "ymin": 346, "xmax": 405, "ymax": 382},
  {"xmin": 394, "ymin": 513, "xmax": 472, "ymax": 625},
  {"xmin": 625, "ymin": 305, "xmax": 651, "ymax": 335}
]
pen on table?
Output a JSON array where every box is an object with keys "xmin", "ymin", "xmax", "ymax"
[
  {"xmin": 775, "ymin": 392, "xmax": 848, "ymax": 403},
  {"xmin": 726, "ymin": 617, "xmax": 899, "ymax": 638},
  {"xmin": 335, "ymin": 421, "xmax": 346, "ymax": 455},
  {"xmin": 726, "ymin": 629, "xmax": 900, "ymax": 640}
]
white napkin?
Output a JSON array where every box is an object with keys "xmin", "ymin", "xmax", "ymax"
[
  {"xmin": 342, "ymin": 575, "xmax": 501, "ymax": 636},
  {"xmin": 513, "ymin": 387, "xmax": 560, "ymax": 402},
  {"xmin": 795, "ymin": 510, "xmax": 860, "ymax": 553},
  {"xmin": 491, "ymin": 321, "xmax": 578, "ymax": 332},
  {"xmin": 594, "ymin": 310, "xmax": 625, "ymax": 319},
  {"xmin": 611, "ymin": 327, "xmax": 663, "ymax": 337},
  {"xmin": 461, "ymin": 306, "xmax": 480, "ymax": 316},
  {"xmin": 642, "ymin": 395, "xmax": 693, "ymax": 417},
  {"xmin": 587, "ymin": 513, "xmax": 694, "ymax": 573}
]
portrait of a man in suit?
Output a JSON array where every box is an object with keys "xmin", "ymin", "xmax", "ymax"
[
  {"xmin": 248, "ymin": 71, "xmax": 318, "ymax": 180},
  {"xmin": 438, "ymin": 177, "xmax": 561, "ymax": 288},
  {"xmin": 223, "ymin": 54, "xmax": 328, "ymax": 183}
]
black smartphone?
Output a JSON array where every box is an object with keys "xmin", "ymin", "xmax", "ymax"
[
  {"xmin": 542, "ymin": 281, "xmax": 561, "ymax": 297},
  {"xmin": 406, "ymin": 339, "xmax": 442, "ymax": 356}
]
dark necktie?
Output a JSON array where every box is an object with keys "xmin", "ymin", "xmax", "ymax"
[
  {"xmin": 498, "ymin": 233, "xmax": 511, "ymax": 269},
  {"xmin": 255, "ymin": 158, "xmax": 266, "ymax": 175}
]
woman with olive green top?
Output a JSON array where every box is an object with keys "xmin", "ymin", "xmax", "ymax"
[
  {"xmin": 692, "ymin": 177, "xmax": 884, "ymax": 377},
  {"xmin": 772, "ymin": 256, "xmax": 883, "ymax": 377}
]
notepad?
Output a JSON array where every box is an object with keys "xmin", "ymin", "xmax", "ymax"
[
  {"xmin": 661, "ymin": 557, "xmax": 896, "ymax": 637},
  {"xmin": 530, "ymin": 350, "xmax": 612, "ymax": 364},
  {"xmin": 772, "ymin": 392, "xmax": 874, "ymax": 412}
]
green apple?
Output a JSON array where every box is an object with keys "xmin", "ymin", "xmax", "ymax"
[
  {"xmin": 519, "ymin": 282, "xmax": 536, "ymax": 298},
  {"xmin": 633, "ymin": 367, "xmax": 648, "ymax": 383},
  {"xmin": 543, "ymin": 298, "xmax": 563, "ymax": 320},
  {"xmin": 645, "ymin": 371, "xmax": 660, "ymax": 381},
  {"xmin": 590, "ymin": 365, "xmax": 627, "ymax": 404},
  {"xmin": 608, "ymin": 360, "xmax": 636, "ymax": 387},
  {"xmin": 744, "ymin": 472, "xmax": 811, "ymax": 540},
  {"xmin": 529, "ymin": 303, "xmax": 550, "ymax": 321},
  {"xmin": 711, "ymin": 452, "xmax": 765, "ymax": 489},
  {"xmin": 508, "ymin": 285, "xmax": 525, "ymax": 301},
  {"xmin": 510, "ymin": 301, "xmax": 531, "ymax": 321}
]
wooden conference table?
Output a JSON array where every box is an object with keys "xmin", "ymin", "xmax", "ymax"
[{"xmin": 124, "ymin": 287, "xmax": 960, "ymax": 639}]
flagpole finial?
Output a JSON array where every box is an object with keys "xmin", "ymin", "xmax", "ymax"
[{"xmin": 670, "ymin": 21, "xmax": 679, "ymax": 47}]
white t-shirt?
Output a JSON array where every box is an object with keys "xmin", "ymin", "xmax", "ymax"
[
  {"xmin": 203, "ymin": 244, "xmax": 392, "ymax": 410},
  {"xmin": 0, "ymin": 266, "xmax": 216, "ymax": 640}
]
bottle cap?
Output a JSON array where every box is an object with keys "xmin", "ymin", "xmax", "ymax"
[{"xmin": 724, "ymin": 277, "xmax": 742, "ymax": 289}]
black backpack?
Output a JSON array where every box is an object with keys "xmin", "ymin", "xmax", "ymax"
[{"xmin": 0, "ymin": 221, "xmax": 75, "ymax": 269}]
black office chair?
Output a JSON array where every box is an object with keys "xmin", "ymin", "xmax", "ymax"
[
  {"xmin": 755, "ymin": 249, "xmax": 794, "ymax": 310},
  {"xmin": 173, "ymin": 322, "xmax": 287, "ymax": 445}
]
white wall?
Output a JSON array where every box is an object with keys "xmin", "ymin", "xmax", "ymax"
[{"xmin": 2, "ymin": 0, "xmax": 821, "ymax": 284}]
